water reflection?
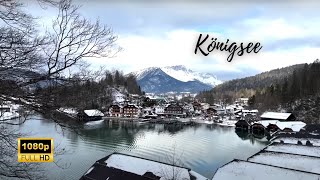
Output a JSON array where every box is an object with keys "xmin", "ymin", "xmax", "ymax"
[{"xmin": 17, "ymin": 117, "xmax": 269, "ymax": 180}]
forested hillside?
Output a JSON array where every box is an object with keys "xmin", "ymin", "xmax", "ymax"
[
  {"xmin": 197, "ymin": 63, "xmax": 305, "ymax": 104},
  {"xmin": 35, "ymin": 70, "xmax": 142, "ymax": 111},
  {"xmin": 198, "ymin": 60, "xmax": 320, "ymax": 124}
]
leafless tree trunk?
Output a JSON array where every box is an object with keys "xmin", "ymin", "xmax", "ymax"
[
  {"xmin": 0, "ymin": 0, "xmax": 121, "ymax": 179},
  {"xmin": 160, "ymin": 144, "xmax": 186, "ymax": 180}
]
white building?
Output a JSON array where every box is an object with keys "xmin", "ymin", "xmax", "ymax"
[{"xmin": 154, "ymin": 105, "xmax": 165, "ymax": 114}]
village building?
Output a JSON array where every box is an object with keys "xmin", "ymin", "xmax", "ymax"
[
  {"xmin": 192, "ymin": 102, "xmax": 202, "ymax": 111},
  {"xmin": 237, "ymin": 97, "xmax": 249, "ymax": 106},
  {"xmin": 0, "ymin": 105, "xmax": 11, "ymax": 115},
  {"xmin": 242, "ymin": 109, "xmax": 259, "ymax": 116},
  {"xmin": 183, "ymin": 103, "xmax": 195, "ymax": 114},
  {"xmin": 109, "ymin": 104, "xmax": 123, "ymax": 117},
  {"xmin": 260, "ymin": 112, "xmax": 296, "ymax": 121},
  {"xmin": 123, "ymin": 104, "xmax": 140, "ymax": 118},
  {"xmin": 226, "ymin": 104, "xmax": 244, "ymax": 114},
  {"xmin": 153, "ymin": 105, "xmax": 165, "ymax": 115},
  {"xmin": 200, "ymin": 103, "xmax": 210, "ymax": 110},
  {"xmin": 212, "ymin": 104, "xmax": 225, "ymax": 115},
  {"xmin": 78, "ymin": 109, "xmax": 104, "ymax": 122},
  {"xmin": 164, "ymin": 104, "xmax": 184, "ymax": 116},
  {"xmin": 206, "ymin": 107, "xmax": 217, "ymax": 115},
  {"xmin": 145, "ymin": 96, "xmax": 168, "ymax": 106},
  {"xmin": 142, "ymin": 107, "xmax": 153, "ymax": 115}
]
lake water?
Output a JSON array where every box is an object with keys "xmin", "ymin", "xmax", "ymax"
[{"xmin": 17, "ymin": 116, "xmax": 269, "ymax": 180}]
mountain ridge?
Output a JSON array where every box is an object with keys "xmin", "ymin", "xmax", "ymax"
[{"xmin": 128, "ymin": 66, "xmax": 215, "ymax": 94}]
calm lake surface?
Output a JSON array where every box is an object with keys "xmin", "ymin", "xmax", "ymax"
[{"xmin": 18, "ymin": 115, "xmax": 269, "ymax": 180}]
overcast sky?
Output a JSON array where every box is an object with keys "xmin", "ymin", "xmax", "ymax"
[{"xmin": 26, "ymin": 0, "xmax": 320, "ymax": 80}]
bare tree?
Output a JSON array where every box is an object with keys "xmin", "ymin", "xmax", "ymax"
[
  {"xmin": 159, "ymin": 144, "xmax": 187, "ymax": 180},
  {"xmin": 0, "ymin": 0, "xmax": 121, "ymax": 179},
  {"xmin": 39, "ymin": 0, "xmax": 120, "ymax": 83}
]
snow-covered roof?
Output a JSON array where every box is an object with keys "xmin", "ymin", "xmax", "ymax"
[
  {"xmin": 124, "ymin": 104, "xmax": 139, "ymax": 109},
  {"xmin": 104, "ymin": 154, "xmax": 193, "ymax": 180},
  {"xmin": 239, "ymin": 98, "xmax": 249, "ymax": 101},
  {"xmin": 84, "ymin": 109, "xmax": 104, "ymax": 117},
  {"xmin": 261, "ymin": 112, "xmax": 292, "ymax": 120},
  {"xmin": 59, "ymin": 108, "xmax": 78, "ymax": 115},
  {"xmin": 273, "ymin": 137, "xmax": 320, "ymax": 147},
  {"xmin": 247, "ymin": 151, "xmax": 320, "ymax": 174},
  {"xmin": 212, "ymin": 160, "xmax": 320, "ymax": 180},
  {"xmin": 266, "ymin": 143, "xmax": 320, "ymax": 158},
  {"xmin": 243, "ymin": 109, "xmax": 259, "ymax": 113},
  {"xmin": 258, "ymin": 120, "xmax": 306, "ymax": 132},
  {"xmin": 0, "ymin": 105, "xmax": 11, "ymax": 109}
]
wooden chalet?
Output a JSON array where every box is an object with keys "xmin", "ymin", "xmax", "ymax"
[
  {"xmin": 192, "ymin": 102, "xmax": 202, "ymax": 111},
  {"xmin": 164, "ymin": 104, "xmax": 184, "ymax": 116},
  {"xmin": 123, "ymin": 104, "xmax": 139, "ymax": 118},
  {"xmin": 206, "ymin": 107, "xmax": 217, "ymax": 115},
  {"xmin": 109, "ymin": 104, "xmax": 122, "ymax": 117}
]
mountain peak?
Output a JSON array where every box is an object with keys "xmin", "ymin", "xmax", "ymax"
[
  {"xmin": 166, "ymin": 65, "xmax": 188, "ymax": 71},
  {"xmin": 128, "ymin": 65, "xmax": 222, "ymax": 93},
  {"xmin": 161, "ymin": 65, "xmax": 222, "ymax": 87}
]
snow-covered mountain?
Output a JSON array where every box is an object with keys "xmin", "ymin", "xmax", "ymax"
[
  {"xmin": 128, "ymin": 65, "xmax": 222, "ymax": 94},
  {"xmin": 130, "ymin": 65, "xmax": 222, "ymax": 87},
  {"xmin": 161, "ymin": 65, "xmax": 222, "ymax": 87}
]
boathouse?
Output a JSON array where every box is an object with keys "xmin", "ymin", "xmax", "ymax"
[
  {"xmin": 259, "ymin": 120, "xmax": 306, "ymax": 133},
  {"xmin": 80, "ymin": 153, "xmax": 208, "ymax": 180},
  {"xmin": 235, "ymin": 120, "xmax": 250, "ymax": 131},
  {"xmin": 78, "ymin": 109, "xmax": 104, "ymax": 122},
  {"xmin": 260, "ymin": 112, "xmax": 296, "ymax": 121},
  {"xmin": 251, "ymin": 123, "xmax": 266, "ymax": 135}
]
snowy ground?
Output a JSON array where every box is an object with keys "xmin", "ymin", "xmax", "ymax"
[
  {"xmin": 212, "ymin": 160, "xmax": 320, "ymax": 180},
  {"xmin": 248, "ymin": 151, "xmax": 320, "ymax": 174},
  {"xmin": 191, "ymin": 118, "xmax": 214, "ymax": 125}
]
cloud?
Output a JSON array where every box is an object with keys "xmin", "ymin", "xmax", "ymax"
[{"xmin": 24, "ymin": 1, "xmax": 320, "ymax": 80}]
